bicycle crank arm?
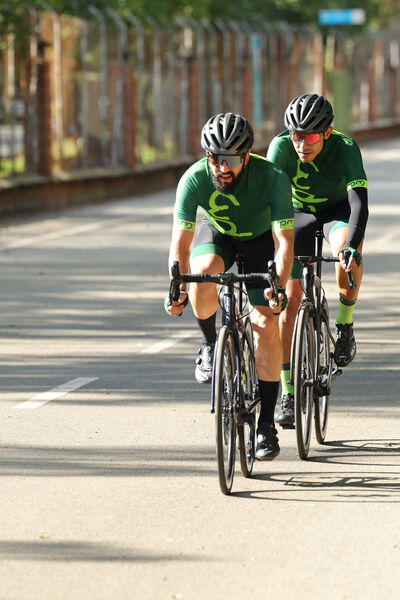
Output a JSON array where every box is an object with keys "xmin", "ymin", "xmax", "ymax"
[
  {"xmin": 314, "ymin": 382, "xmax": 331, "ymax": 397},
  {"xmin": 235, "ymin": 409, "xmax": 255, "ymax": 426},
  {"xmin": 328, "ymin": 353, "xmax": 343, "ymax": 381},
  {"xmin": 331, "ymin": 367, "xmax": 343, "ymax": 379},
  {"xmin": 302, "ymin": 379, "xmax": 315, "ymax": 388}
]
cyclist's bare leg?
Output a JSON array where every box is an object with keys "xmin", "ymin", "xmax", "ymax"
[
  {"xmin": 189, "ymin": 253, "xmax": 224, "ymax": 319},
  {"xmin": 329, "ymin": 228, "xmax": 364, "ymax": 301},
  {"xmin": 329, "ymin": 227, "xmax": 363, "ymax": 366},
  {"xmin": 251, "ymin": 305, "xmax": 282, "ymax": 381},
  {"xmin": 279, "ymin": 278, "xmax": 302, "ymax": 365},
  {"xmin": 252, "ymin": 305, "xmax": 282, "ymax": 457}
]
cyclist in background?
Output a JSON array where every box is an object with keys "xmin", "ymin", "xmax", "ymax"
[
  {"xmin": 266, "ymin": 93, "xmax": 368, "ymax": 427},
  {"xmin": 165, "ymin": 112, "xmax": 294, "ymax": 460}
]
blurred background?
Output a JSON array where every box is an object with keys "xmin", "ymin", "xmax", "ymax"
[{"xmin": 1, "ymin": 1, "xmax": 400, "ymax": 197}]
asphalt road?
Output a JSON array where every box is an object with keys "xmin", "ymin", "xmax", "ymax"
[{"xmin": 0, "ymin": 137, "xmax": 399, "ymax": 600}]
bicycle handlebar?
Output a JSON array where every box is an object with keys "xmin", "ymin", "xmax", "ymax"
[
  {"xmin": 295, "ymin": 255, "xmax": 339, "ymax": 263},
  {"xmin": 169, "ymin": 260, "xmax": 280, "ymax": 304},
  {"xmin": 294, "ymin": 254, "xmax": 355, "ymax": 289}
]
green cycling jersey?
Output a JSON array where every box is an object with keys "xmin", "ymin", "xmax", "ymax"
[
  {"xmin": 266, "ymin": 130, "xmax": 367, "ymax": 214},
  {"xmin": 174, "ymin": 154, "xmax": 294, "ymax": 239}
]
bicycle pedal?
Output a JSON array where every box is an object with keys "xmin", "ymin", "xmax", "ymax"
[
  {"xmin": 236, "ymin": 411, "xmax": 254, "ymax": 426},
  {"xmin": 280, "ymin": 423, "xmax": 295, "ymax": 430}
]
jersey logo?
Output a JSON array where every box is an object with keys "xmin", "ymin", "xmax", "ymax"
[
  {"xmin": 291, "ymin": 160, "xmax": 328, "ymax": 213},
  {"xmin": 176, "ymin": 218, "xmax": 195, "ymax": 232},
  {"xmin": 347, "ymin": 179, "xmax": 368, "ymax": 190},
  {"xmin": 273, "ymin": 218, "xmax": 294, "ymax": 231},
  {"xmin": 207, "ymin": 190, "xmax": 252, "ymax": 237}
]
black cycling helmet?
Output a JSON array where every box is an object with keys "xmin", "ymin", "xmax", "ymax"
[
  {"xmin": 284, "ymin": 94, "xmax": 333, "ymax": 133},
  {"xmin": 201, "ymin": 112, "xmax": 254, "ymax": 154}
]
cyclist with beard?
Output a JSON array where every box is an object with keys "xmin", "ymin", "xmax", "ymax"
[{"xmin": 165, "ymin": 112, "xmax": 294, "ymax": 460}]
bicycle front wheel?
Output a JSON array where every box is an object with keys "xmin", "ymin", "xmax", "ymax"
[
  {"xmin": 293, "ymin": 306, "xmax": 315, "ymax": 460},
  {"xmin": 213, "ymin": 326, "xmax": 237, "ymax": 495},
  {"xmin": 314, "ymin": 309, "xmax": 330, "ymax": 444},
  {"xmin": 238, "ymin": 318, "xmax": 258, "ymax": 478}
]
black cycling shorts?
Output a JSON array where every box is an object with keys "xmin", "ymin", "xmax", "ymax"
[
  {"xmin": 291, "ymin": 201, "xmax": 350, "ymax": 279},
  {"xmin": 191, "ymin": 217, "xmax": 275, "ymax": 306}
]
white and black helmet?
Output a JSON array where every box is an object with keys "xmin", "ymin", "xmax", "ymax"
[
  {"xmin": 284, "ymin": 94, "xmax": 333, "ymax": 133},
  {"xmin": 201, "ymin": 112, "xmax": 254, "ymax": 154}
]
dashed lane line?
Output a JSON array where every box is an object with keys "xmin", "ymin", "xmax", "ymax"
[
  {"xmin": 0, "ymin": 222, "xmax": 107, "ymax": 250},
  {"xmin": 11, "ymin": 332, "xmax": 197, "ymax": 408},
  {"xmin": 0, "ymin": 208, "xmax": 174, "ymax": 251},
  {"xmin": 13, "ymin": 377, "xmax": 99, "ymax": 409},
  {"xmin": 141, "ymin": 330, "xmax": 198, "ymax": 354}
]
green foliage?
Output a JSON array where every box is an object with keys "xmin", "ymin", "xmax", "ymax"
[{"xmin": 0, "ymin": 0, "xmax": 399, "ymax": 28}]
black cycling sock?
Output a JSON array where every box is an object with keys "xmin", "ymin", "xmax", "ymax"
[
  {"xmin": 196, "ymin": 313, "xmax": 217, "ymax": 344},
  {"xmin": 258, "ymin": 380, "xmax": 280, "ymax": 427}
]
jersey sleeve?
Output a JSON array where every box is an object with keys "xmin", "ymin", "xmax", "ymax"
[
  {"xmin": 343, "ymin": 140, "xmax": 368, "ymax": 190},
  {"xmin": 269, "ymin": 168, "xmax": 294, "ymax": 233},
  {"xmin": 266, "ymin": 135, "xmax": 290, "ymax": 171},
  {"xmin": 340, "ymin": 139, "xmax": 368, "ymax": 248},
  {"xmin": 346, "ymin": 186, "xmax": 369, "ymax": 249},
  {"xmin": 173, "ymin": 169, "xmax": 200, "ymax": 232}
]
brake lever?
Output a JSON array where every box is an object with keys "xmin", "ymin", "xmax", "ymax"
[
  {"xmin": 267, "ymin": 260, "xmax": 280, "ymax": 305},
  {"xmin": 343, "ymin": 251, "xmax": 356, "ymax": 290},
  {"xmin": 169, "ymin": 261, "xmax": 182, "ymax": 302}
]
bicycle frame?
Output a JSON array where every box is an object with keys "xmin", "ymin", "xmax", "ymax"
[
  {"xmin": 169, "ymin": 258, "xmax": 278, "ymax": 416},
  {"xmin": 210, "ymin": 255, "xmax": 252, "ymax": 416},
  {"xmin": 290, "ymin": 227, "xmax": 342, "ymax": 394},
  {"xmin": 169, "ymin": 258, "xmax": 279, "ymax": 490}
]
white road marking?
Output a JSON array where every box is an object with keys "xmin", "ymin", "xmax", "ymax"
[
  {"xmin": 142, "ymin": 330, "xmax": 198, "ymax": 354},
  {"xmin": 13, "ymin": 377, "xmax": 99, "ymax": 409},
  {"xmin": 0, "ymin": 222, "xmax": 107, "ymax": 250},
  {"xmin": 0, "ymin": 205, "xmax": 174, "ymax": 251}
]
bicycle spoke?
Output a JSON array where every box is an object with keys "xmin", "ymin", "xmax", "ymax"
[
  {"xmin": 293, "ymin": 306, "xmax": 315, "ymax": 459},
  {"xmin": 214, "ymin": 327, "xmax": 236, "ymax": 494},
  {"xmin": 315, "ymin": 311, "xmax": 330, "ymax": 443},
  {"xmin": 238, "ymin": 318, "xmax": 258, "ymax": 478}
]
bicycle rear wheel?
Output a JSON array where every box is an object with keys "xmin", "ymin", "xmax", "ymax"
[
  {"xmin": 293, "ymin": 306, "xmax": 315, "ymax": 459},
  {"xmin": 314, "ymin": 309, "xmax": 330, "ymax": 444},
  {"xmin": 213, "ymin": 326, "xmax": 237, "ymax": 494},
  {"xmin": 238, "ymin": 318, "xmax": 258, "ymax": 478}
]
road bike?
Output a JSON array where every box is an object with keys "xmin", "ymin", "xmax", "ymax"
[
  {"xmin": 169, "ymin": 258, "xmax": 279, "ymax": 494},
  {"xmin": 290, "ymin": 227, "xmax": 354, "ymax": 459}
]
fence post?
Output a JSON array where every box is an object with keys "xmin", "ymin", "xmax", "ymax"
[
  {"xmin": 287, "ymin": 31, "xmax": 300, "ymax": 103},
  {"xmin": 188, "ymin": 58, "xmax": 200, "ymax": 156},
  {"xmin": 367, "ymin": 41, "xmax": 377, "ymax": 124},
  {"xmin": 331, "ymin": 69, "xmax": 351, "ymax": 135},
  {"xmin": 242, "ymin": 33, "xmax": 252, "ymax": 122},
  {"xmin": 389, "ymin": 39, "xmax": 399, "ymax": 121},
  {"xmin": 325, "ymin": 35, "xmax": 351, "ymax": 136},
  {"xmin": 37, "ymin": 42, "xmax": 53, "ymax": 177},
  {"xmin": 122, "ymin": 65, "xmax": 136, "ymax": 169}
]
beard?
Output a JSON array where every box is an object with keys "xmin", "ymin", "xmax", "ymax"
[{"xmin": 211, "ymin": 169, "xmax": 243, "ymax": 194}]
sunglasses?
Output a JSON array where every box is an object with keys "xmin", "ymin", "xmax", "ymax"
[
  {"xmin": 207, "ymin": 153, "xmax": 245, "ymax": 168},
  {"xmin": 290, "ymin": 131, "xmax": 324, "ymax": 145}
]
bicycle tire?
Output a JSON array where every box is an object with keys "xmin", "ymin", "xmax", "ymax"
[
  {"xmin": 213, "ymin": 326, "xmax": 237, "ymax": 494},
  {"xmin": 293, "ymin": 305, "xmax": 315, "ymax": 460},
  {"xmin": 314, "ymin": 309, "xmax": 330, "ymax": 444},
  {"xmin": 238, "ymin": 318, "xmax": 258, "ymax": 477}
]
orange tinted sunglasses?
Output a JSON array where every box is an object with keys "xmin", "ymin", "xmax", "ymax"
[{"xmin": 290, "ymin": 131, "xmax": 324, "ymax": 145}]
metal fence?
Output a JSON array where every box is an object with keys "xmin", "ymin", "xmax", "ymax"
[{"xmin": 1, "ymin": 11, "xmax": 400, "ymax": 178}]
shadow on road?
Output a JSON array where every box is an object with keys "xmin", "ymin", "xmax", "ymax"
[
  {"xmin": 235, "ymin": 469, "xmax": 400, "ymax": 503},
  {"xmin": 0, "ymin": 540, "xmax": 209, "ymax": 562},
  {"xmin": 308, "ymin": 439, "xmax": 400, "ymax": 466},
  {"xmin": 0, "ymin": 444, "xmax": 216, "ymax": 477},
  {"xmin": 235, "ymin": 437, "xmax": 400, "ymax": 503}
]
